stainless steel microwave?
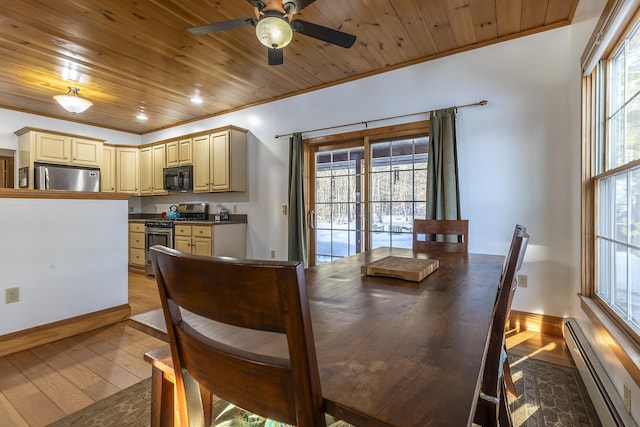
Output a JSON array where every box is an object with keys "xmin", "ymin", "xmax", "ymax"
[{"xmin": 163, "ymin": 165, "xmax": 193, "ymax": 192}]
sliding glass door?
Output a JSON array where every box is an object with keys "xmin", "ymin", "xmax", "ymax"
[
  {"xmin": 370, "ymin": 137, "xmax": 428, "ymax": 249},
  {"xmin": 306, "ymin": 122, "xmax": 429, "ymax": 266},
  {"xmin": 311, "ymin": 145, "xmax": 365, "ymax": 264}
]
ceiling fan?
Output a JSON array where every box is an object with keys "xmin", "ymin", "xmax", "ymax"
[{"xmin": 187, "ymin": 0, "xmax": 357, "ymax": 66}]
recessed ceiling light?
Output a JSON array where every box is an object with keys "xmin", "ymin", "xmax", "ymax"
[
  {"xmin": 191, "ymin": 89, "xmax": 203, "ymax": 104},
  {"xmin": 136, "ymin": 112, "xmax": 148, "ymax": 120}
]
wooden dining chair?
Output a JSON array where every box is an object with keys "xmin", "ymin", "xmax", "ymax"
[
  {"xmin": 474, "ymin": 225, "xmax": 529, "ymax": 427},
  {"xmin": 150, "ymin": 245, "xmax": 326, "ymax": 427},
  {"xmin": 412, "ymin": 219, "xmax": 469, "ymax": 253}
]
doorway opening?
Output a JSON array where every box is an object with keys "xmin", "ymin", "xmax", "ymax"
[{"xmin": 0, "ymin": 153, "xmax": 15, "ymax": 188}]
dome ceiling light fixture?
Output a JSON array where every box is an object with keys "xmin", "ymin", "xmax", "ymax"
[
  {"xmin": 187, "ymin": 0, "xmax": 356, "ymax": 66},
  {"xmin": 53, "ymin": 86, "xmax": 93, "ymax": 114}
]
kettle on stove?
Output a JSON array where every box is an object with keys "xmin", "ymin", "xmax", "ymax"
[{"xmin": 167, "ymin": 205, "xmax": 180, "ymax": 219}]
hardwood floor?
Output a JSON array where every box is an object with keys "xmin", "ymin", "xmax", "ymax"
[
  {"xmin": 506, "ymin": 327, "xmax": 574, "ymax": 368},
  {"xmin": 0, "ymin": 271, "xmax": 573, "ymax": 427},
  {"xmin": 0, "ymin": 271, "xmax": 163, "ymax": 427}
]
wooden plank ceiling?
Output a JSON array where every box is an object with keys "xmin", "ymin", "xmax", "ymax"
[{"xmin": 0, "ymin": 0, "xmax": 579, "ymax": 135}]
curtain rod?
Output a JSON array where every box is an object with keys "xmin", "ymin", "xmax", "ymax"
[{"xmin": 274, "ymin": 100, "xmax": 488, "ymax": 139}]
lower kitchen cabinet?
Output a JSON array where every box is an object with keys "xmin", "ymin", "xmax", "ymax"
[
  {"xmin": 174, "ymin": 223, "xmax": 246, "ymax": 258},
  {"xmin": 129, "ymin": 222, "xmax": 146, "ymax": 268},
  {"xmin": 175, "ymin": 224, "xmax": 212, "ymax": 256}
]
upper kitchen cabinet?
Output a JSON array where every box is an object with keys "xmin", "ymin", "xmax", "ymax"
[
  {"xmin": 193, "ymin": 127, "xmax": 247, "ymax": 193},
  {"xmin": 116, "ymin": 146, "xmax": 139, "ymax": 194},
  {"xmin": 140, "ymin": 144, "xmax": 167, "ymax": 196},
  {"xmin": 70, "ymin": 137, "xmax": 102, "ymax": 167},
  {"xmin": 16, "ymin": 127, "xmax": 104, "ymax": 189},
  {"xmin": 34, "ymin": 133, "xmax": 69, "ymax": 164},
  {"xmin": 166, "ymin": 138, "xmax": 192, "ymax": 166},
  {"xmin": 102, "ymin": 144, "xmax": 116, "ymax": 192}
]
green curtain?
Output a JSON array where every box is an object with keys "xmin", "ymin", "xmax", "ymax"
[
  {"xmin": 287, "ymin": 132, "xmax": 308, "ymax": 266},
  {"xmin": 427, "ymin": 107, "xmax": 460, "ymax": 223}
]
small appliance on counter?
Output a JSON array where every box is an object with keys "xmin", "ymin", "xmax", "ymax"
[
  {"xmin": 34, "ymin": 162, "xmax": 100, "ymax": 192},
  {"xmin": 176, "ymin": 202, "xmax": 209, "ymax": 220},
  {"xmin": 167, "ymin": 205, "xmax": 180, "ymax": 219},
  {"xmin": 219, "ymin": 207, "xmax": 230, "ymax": 221}
]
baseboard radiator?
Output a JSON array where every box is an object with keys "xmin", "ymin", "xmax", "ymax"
[{"xmin": 564, "ymin": 318, "xmax": 637, "ymax": 427}]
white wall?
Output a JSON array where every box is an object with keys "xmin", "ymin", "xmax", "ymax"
[
  {"xmin": 0, "ymin": 109, "xmax": 140, "ymax": 150},
  {"xmin": 0, "ymin": 197, "xmax": 128, "ymax": 335}
]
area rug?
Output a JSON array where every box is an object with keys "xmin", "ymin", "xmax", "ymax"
[
  {"xmin": 508, "ymin": 355, "xmax": 602, "ymax": 427},
  {"xmin": 47, "ymin": 356, "xmax": 601, "ymax": 427},
  {"xmin": 47, "ymin": 378, "xmax": 152, "ymax": 427}
]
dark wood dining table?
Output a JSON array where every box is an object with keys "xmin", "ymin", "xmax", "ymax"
[{"xmin": 140, "ymin": 246, "xmax": 504, "ymax": 427}]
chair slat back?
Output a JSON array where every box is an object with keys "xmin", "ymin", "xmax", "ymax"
[
  {"xmin": 481, "ymin": 226, "xmax": 529, "ymax": 403},
  {"xmin": 413, "ymin": 219, "xmax": 469, "ymax": 253},
  {"xmin": 150, "ymin": 246, "xmax": 325, "ymax": 427}
]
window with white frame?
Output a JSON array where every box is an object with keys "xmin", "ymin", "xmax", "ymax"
[{"xmin": 594, "ymin": 17, "xmax": 640, "ymax": 335}]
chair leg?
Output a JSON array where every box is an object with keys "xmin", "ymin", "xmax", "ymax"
[
  {"xmin": 199, "ymin": 385, "xmax": 213, "ymax": 427},
  {"xmin": 502, "ymin": 354, "xmax": 516, "ymax": 399},
  {"xmin": 498, "ymin": 380, "xmax": 514, "ymax": 427},
  {"xmin": 474, "ymin": 397, "xmax": 498, "ymax": 426}
]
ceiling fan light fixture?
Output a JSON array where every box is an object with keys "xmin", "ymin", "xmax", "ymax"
[
  {"xmin": 53, "ymin": 87, "xmax": 93, "ymax": 114},
  {"xmin": 255, "ymin": 13, "xmax": 293, "ymax": 49}
]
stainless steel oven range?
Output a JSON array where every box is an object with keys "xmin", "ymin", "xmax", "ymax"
[
  {"xmin": 144, "ymin": 220, "xmax": 174, "ymax": 275},
  {"xmin": 144, "ymin": 202, "xmax": 209, "ymax": 275}
]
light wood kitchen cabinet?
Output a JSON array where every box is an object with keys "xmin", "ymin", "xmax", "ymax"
[
  {"xmin": 70, "ymin": 138, "xmax": 102, "ymax": 167},
  {"xmin": 34, "ymin": 132, "xmax": 70, "ymax": 164},
  {"xmin": 193, "ymin": 135, "xmax": 211, "ymax": 193},
  {"xmin": 129, "ymin": 222, "xmax": 146, "ymax": 268},
  {"xmin": 140, "ymin": 144, "xmax": 168, "ymax": 195},
  {"xmin": 116, "ymin": 146, "xmax": 139, "ymax": 194},
  {"xmin": 193, "ymin": 127, "xmax": 247, "ymax": 193},
  {"xmin": 16, "ymin": 128, "xmax": 105, "ymax": 189},
  {"xmin": 140, "ymin": 146, "xmax": 152, "ymax": 194},
  {"xmin": 174, "ymin": 223, "xmax": 247, "ymax": 258},
  {"xmin": 174, "ymin": 224, "xmax": 212, "ymax": 256},
  {"xmin": 101, "ymin": 144, "xmax": 116, "ymax": 192},
  {"xmin": 166, "ymin": 138, "xmax": 192, "ymax": 166}
]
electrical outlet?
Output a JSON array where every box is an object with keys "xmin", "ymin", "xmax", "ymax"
[
  {"xmin": 624, "ymin": 383, "xmax": 631, "ymax": 412},
  {"xmin": 517, "ymin": 274, "xmax": 528, "ymax": 288},
  {"xmin": 6, "ymin": 287, "xmax": 19, "ymax": 304},
  {"xmin": 271, "ymin": 250, "xmax": 276, "ymax": 259},
  {"xmin": 282, "ymin": 204, "xmax": 288, "ymax": 215},
  {"xmin": 233, "ymin": 205, "xmax": 237, "ymax": 213}
]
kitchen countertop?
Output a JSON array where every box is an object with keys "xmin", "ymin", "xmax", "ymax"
[
  {"xmin": 129, "ymin": 214, "xmax": 247, "ymax": 225},
  {"xmin": 0, "ymin": 188, "xmax": 131, "ymax": 200}
]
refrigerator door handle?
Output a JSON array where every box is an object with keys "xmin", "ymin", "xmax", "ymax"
[{"xmin": 44, "ymin": 167, "xmax": 50, "ymax": 190}]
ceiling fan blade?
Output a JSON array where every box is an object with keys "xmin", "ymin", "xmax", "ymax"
[
  {"xmin": 246, "ymin": 0, "xmax": 266, "ymax": 8},
  {"xmin": 291, "ymin": 20, "xmax": 356, "ymax": 48},
  {"xmin": 268, "ymin": 47, "xmax": 284, "ymax": 65},
  {"xmin": 188, "ymin": 18, "xmax": 256, "ymax": 36},
  {"xmin": 284, "ymin": 0, "xmax": 317, "ymax": 14}
]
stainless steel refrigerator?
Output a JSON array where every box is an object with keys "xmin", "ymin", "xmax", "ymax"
[{"xmin": 34, "ymin": 163, "xmax": 100, "ymax": 192}]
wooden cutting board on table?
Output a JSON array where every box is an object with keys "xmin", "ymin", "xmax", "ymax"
[{"xmin": 361, "ymin": 256, "xmax": 439, "ymax": 282}]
